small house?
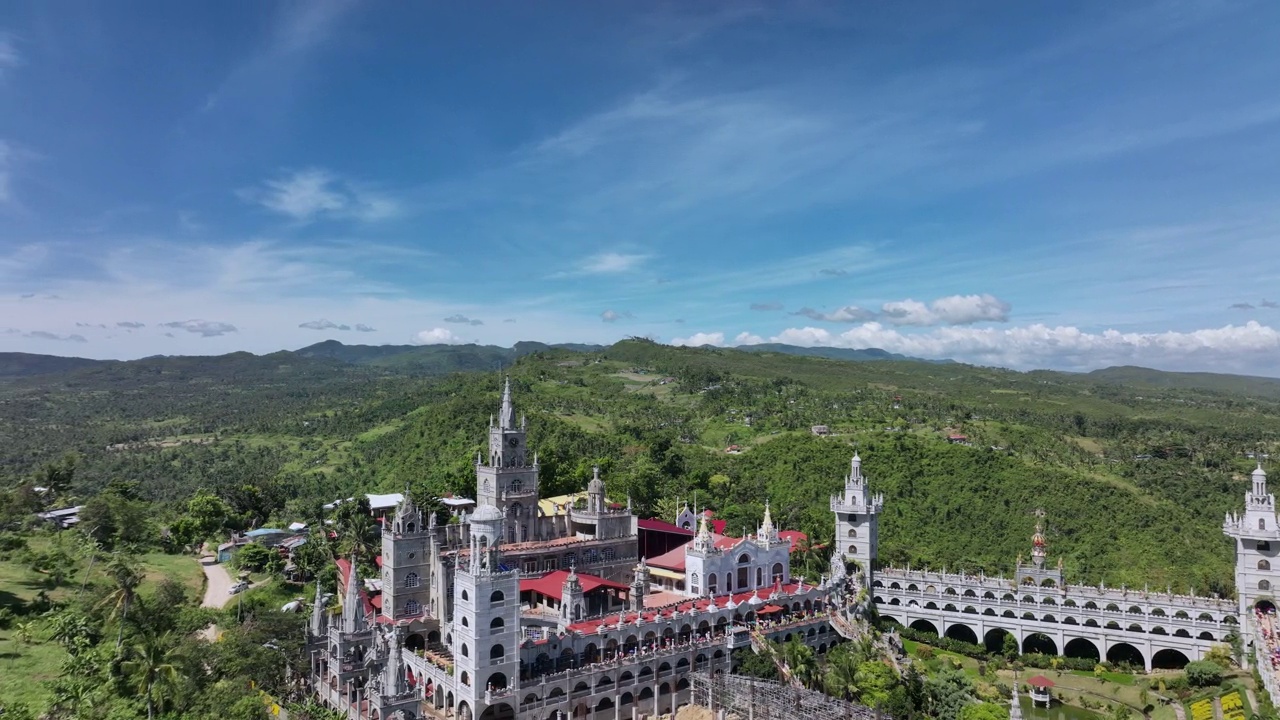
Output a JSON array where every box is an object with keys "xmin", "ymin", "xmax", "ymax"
[{"xmin": 811, "ymin": 425, "xmax": 830, "ymax": 436}]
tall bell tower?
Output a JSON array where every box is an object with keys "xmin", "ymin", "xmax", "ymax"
[
  {"xmin": 1225, "ymin": 463, "xmax": 1279, "ymax": 629},
  {"xmin": 831, "ymin": 452, "xmax": 884, "ymax": 583},
  {"xmin": 475, "ymin": 377, "xmax": 540, "ymax": 543}
]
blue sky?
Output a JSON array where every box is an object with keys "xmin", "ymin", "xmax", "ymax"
[{"xmin": 2, "ymin": 1, "xmax": 1280, "ymax": 374}]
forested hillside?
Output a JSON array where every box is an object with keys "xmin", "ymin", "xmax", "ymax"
[{"xmin": 3, "ymin": 339, "xmax": 1279, "ymax": 595}]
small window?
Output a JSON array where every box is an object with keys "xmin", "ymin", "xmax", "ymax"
[
  {"xmin": 1261, "ymin": 559, "xmax": 1272, "ymax": 571},
  {"xmin": 491, "ymin": 590, "xmax": 505, "ymax": 604},
  {"xmin": 461, "ymin": 589, "xmax": 469, "ymax": 601},
  {"xmin": 405, "ymin": 572, "xmax": 420, "ymax": 589},
  {"xmin": 405, "ymin": 599, "xmax": 421, "ymax": 616},
  {"xmin": 461, "ymin": 643, "xmax": 470, "ymax": 658},
  {"xmin": 1261, "ymin": 541, "xmax": 1273, "ymax": 552},
  {"xmin": 1262, "ymin": 518, "xmax": 1268, "ymax": 531},
  {"xmin": 738, "ymin": 554, "xmax": 751, "ymax": 565},
  {"xmin": 491, "ymin": 617, "xmax": 505, "ymax": 629},
  {"xmin": 847, "ymin": 528, "xmax": 857, "ymax": 538},
  {"xmin": 1261, "ymin": 579, "xmax": 1272, "ymax": 591},
  {"xmin": 462, "ymin": 616, "xmax": 469, "ymax": 627}
]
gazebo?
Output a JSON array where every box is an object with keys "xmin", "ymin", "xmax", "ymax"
[{"xmin": 1027, "ymin": 675, "xmax": 1055, "ymax": 706}]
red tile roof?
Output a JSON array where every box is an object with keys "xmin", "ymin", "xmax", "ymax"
[
  {"xmin": 520, "ymin": 570, "xmax": 628, "ymax": 601},
  {"xmin": 637, "ymin": 518, "xmax": 694, "ymax": 535},
  {"xmin": 335, "ymin": 557, "xmax": 378, "ymax": 617}
]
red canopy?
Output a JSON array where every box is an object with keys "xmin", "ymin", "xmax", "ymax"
[{"xmin": 1027, "ymin": 675, "xmax": 1055, "ymax": 688}]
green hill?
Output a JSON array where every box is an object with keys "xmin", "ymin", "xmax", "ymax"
[{"xmin": 2, "ymin": 338, "xmax": 1279, "ymax": 596}]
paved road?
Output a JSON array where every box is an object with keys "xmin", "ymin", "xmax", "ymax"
[{"xmin": 200, "ymin": 557, "xmax": 235, "ymax": 609}]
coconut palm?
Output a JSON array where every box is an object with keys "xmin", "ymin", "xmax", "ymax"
[
  {"xmin": 782, "ymin": 638, "xmax": 818, "ymax": 689},
  {"xmin": 97, "ymin": 553, "xmax": 142, "ymax": 651},
  {"xmin": 823, "ymin": 645, "xmax": 862, "ymax": 701},
  {"xmin": 120, "ymin": 633, "xmax": 179, "ymax": 720}
]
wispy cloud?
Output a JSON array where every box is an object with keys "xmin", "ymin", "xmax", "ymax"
[
  {"xmin": 1263, "ymin": 299, "xmax": 1279, "ymax": 309},
  {"xmin": 444, "ymin": 314, "xmax": 484, "ymax": 326},
  {"xmin": 548, "ymin": 252, "xmax": 650, "ymax": 279},
  {"xmin": 299, "ymin": 319, "xmax": 351, "ymax": 331},
  {"xmin": 240, "ymin": 168, "xmax": 400, "ymax": 223},
  {"xmin": 600, "ymin": 309, "xmax": 634, "ymax": 323},
  {"xmin": 116, "ymin": 321, "xmax": 145, "ymax": 329},
  {"xmin": 750, "ymin": 302, "xmax": 783, "ymax": 311},
  {"xmin": 161, "ymin": 319, "xmax": 238, "ymax": 337},
  {"xmin": 817, "ymin": 268, "xmax": 848, "ymax": 277},
  {"xmin": 0, "ymin": 32, "xmax": 20, "ymax": 78},
  {"xmin": 1230, "ymin": 303, "xmax": 1256, "ymax": 310},
  {"xmin": 355, "ymin": 323, "xmax": 376, "ymax": 332},
  {"xmin": 25, "ymin": 330, "xmax": 87, "ymax": 343}
]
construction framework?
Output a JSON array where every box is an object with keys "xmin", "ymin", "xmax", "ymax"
[{"xmin": 688, "ymin": 672, "xmax": 885, "ymax": 720}]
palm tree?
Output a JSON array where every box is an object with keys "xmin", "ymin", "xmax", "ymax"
[
  {"xmin": 782, "ymin": 638, "xmax": 818, "ymax": 689},
  {"xmin": 824, "ymin": 646, "xmax": 862, "ymax": 701},
  {"xmin": 120, "ymin": 633, "xmax": 179, "ymax": 720},
  {"xmin": 97, "ymin": 553, "xmax": 142, "ymax": 651}
]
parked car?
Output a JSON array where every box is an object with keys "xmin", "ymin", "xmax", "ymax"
[{"xmin": 228, "ymin": 581, "xmax": 250, "ymax": 595}]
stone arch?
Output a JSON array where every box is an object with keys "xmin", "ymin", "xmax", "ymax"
[
  {"xmin": 1152, "ymin": 648, "xmax": 1190, "ymax": 670},
  {"xmin": 620, "ymin": 670, "xmax": 635, "ymax": 684},
  {"xmin": 1106, "ymin": 642, "xmax": 1145, "ymax": 669},
  {"xmin": 983, "ymin": 608, "xmax": 996, "ymax": 616},
  {"xmin": 620, "ymin": 692, "xmax": 634, "ymax": 706},
  {"xmin": 1105, "ymin": 603, "xmax": 1121, "ymax": 612},
  {"xmin": 1261, "ymin": 559, "xmax": 1272, "ymax": 571},
  {"xmin": 1257, "ymin": 600, "xmax": 1276, "ymax": 613},
  {"xmin": 406, "ymin": 633, "xmax": 425, "ymax": 652},
  {"xmin": 1041, "ymin": 578, "xmax": 1056, "ymax": 588},
  {"xmin": 1150, "ymin": 626, "xmax": 1168, "ymax": 635},
  {"xmin": 1174, "ymin": 629, "xmax": 1191, "ymax": 638},
  {"xmin": 1002, "ymin": 593, "xmax": 1016, "ymax": 601},
  {"xmin": 983, "ymin": 591, "xmax": 996, "ymax": 600},
  {"xmin": 879, "ymin": 615, "xmax": 902, "ymax": 627},
  {"xmin": 983, "ymin": 628, "xmax": 1015, "ymax": 654},
  {"xmin": 1262, "ymin": 579, "xmax": 1272, "ymax": 591},
  {"xmin": 638, "ymin": 687, "xmax": 654, "ymax": 700},
  {"xmin": 487, "ymin": 672, "xmax": 509, "ymax": 691},
  {"xmin": 490, "ymin": 644, "xmax": 505, "ymax": 660},
  {"xmin": 1022, "ymin": 595, "xmax": 1036, "ymax": 604},
  {"xmin": 889, "ymin": 598, "xmax": 901, "ymax": 605},
  {"xmin": 1126, "ymin": 623, "xmax": 1144, "ymax": 634},
  {"xmin": 1084, "ymin": 601, "xmax": 1098, "ymax": 610},
  {"xmin": 1198, "ymin": 631, "xmax": 1216, "ymax": 641},
  {"xmin": 925, "ymin": 601, "xmax": 939, "ymax": 610},
  {"xmin": 963, "ymin": 605, "xmax": 979, "ymax": 615},
  {"xmin": 1174, "ymin": 610, "xmax": 1190, "ymax": 619},
  {"xmin": 491, "ymin": 590, "xmax": 505, "ymax": 603},
  {"xmin": 491, "ymin": 616, "xmax": 504, "ymax": 630},
  {"xmin": 874, "ymin": 596, "xmax": 885, "ymax": 604},
  {"xmin": 1127, "ymin": 605, "xmax": 1143, "ymax": 615},
  {"xmin": 944, "ymin": 587, "xmax": 958, "ymax": 596},
  {"xmin": 1084, "ymin": 619, "xmax": 1099, "ymax": 627},
  {"xmin": 1062, "ymin": 616, "xmax": 1079, "ymax": 625},
  {"xmin": 909, "ymin": 619, "xmax": 939, "ymax": 637},
  {"xmin": 890, "ymin": 582, "xmax": 902, "ymax": 590},
  {"xmin": 1150, "ymin": 608, "xmax": 1166, "ymax": 617},
  {"xmin": 1002, "ymin": 610, "xmax": 1016, "ymax": 618},
  {"xmin": 1022, "ymin": 633, "xmax": 1057, "ymax": 655},
  {"xmin": 943, "ymin": 603, "xmax": 958, "ymax": 612},
  {"xmin": 1197, "ymin": 612, "xmax": 1215, "ymax": 622},
  {"xmin": 1041, "ymin": 597, "xmax": 1057, "ymax": 606},
  {"xmin": 945, "ymin": 624, "xmax": 978, "ymax": 645},
  {"xmin": 1105, "ymin": 621, "xmax": 1121, "ymax": 630},
  {"xmin": 1063, "ymin": 599, "xmax": 1077, "ymax": 608},
  {"xmin": 597, "ymin": 675, "xmax": 614, "ymax": 689},
  {"xmin": 907, "ymin": 583, "xmax": 919, "ymax": 592},
  {"xmin": 456, "ymin": 702, "xmax": 470, "ymax": 720},
  {"xmin": 1042, "ymin": 614, "xmax": 1058, "ymax": 623},
  {"xmin": 1064, "ymin": 637, "xmax": 1101, "ymax": 661},
  {"xmin": 596, "ymin": 697, "xmax": 615, "ymax": 714},
  {"xmin": 963, "ymin": 589, "xmax": 977, "ymax": 597}
]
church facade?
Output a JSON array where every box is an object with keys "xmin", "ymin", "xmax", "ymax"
[{"xmin": 307, "ymin": 380, "xmax": 863, "ymax": 720}]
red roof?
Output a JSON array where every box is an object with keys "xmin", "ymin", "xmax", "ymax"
[
  {"xmin": 1027, "ymin": 675, "xmax": 1055, "ymax": 688},
  {"xmin": 637, "ymin": 518, "xmax": 695, "ymax": 536},
  {"xmin": 520, "ymin": 570, "xmax": 628, "ymax": 601},
  {"xmin": 646, "ymin": 529, "xmax": 810, "ymax": 573},
  {"xmin": 564, "ymin": 581, "xmax": 810, "ymax": 633}
]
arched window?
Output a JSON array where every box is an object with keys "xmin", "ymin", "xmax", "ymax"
[
  {"xmin": 406, "ymin": 599, "xmax": 421, "ymax": 616},
  {"xmin": 564, "ymin": 552, "xmax": 577, "ymax": 568},
  {"xmin": 405, "ymin": 572, "xmax": 420, "ymax": 588},
  {"xmin": 1261, "ymin": 579, "xmax": 1272, "ymax": 591},
  {"xmin": 756, "ymin": 567, "xmax": 763, "ymax": 587},
  {"xmin": 491, "ymin": 644, "xmax": 505, "ymax": 660},
  {"xmin": 461, "ymin": 589, "xmax": 469, "ymax": 601},
  {"xmin": 491, "ymin": 590, "xmax": 505, "ymax": 604},
  {"xmin": 771, "ymin": 563, "xmax": 784, "ymax": 583},
  {"xmin": 738, "ymin": 554, "xmax": 751, "ymax": 565},
  {"xmin": 847, "ymin": 528, "xmax": 857, "ymax": 538},
  {"xmin": 491, "ymin": 617, "xmax": 505, "ymax": 630},
  {"xmin": 848, "ymin": 545, "xmax": 858, "ymax": 555},
  {"xmin": 509, "ymin": 479, "xmax": 523, "ymax": 494},
  {"xmin": 461, "ymin": 671, "xmax": 470, "ymax": 687},
  {"xmin": 691, "ymin": 572, "xmax": 700, "ymax": 593},
  {"xmin": 406, "ymin": 522, "xmax": 416, "ymax": 533},
  {"xmin": 725, "ymin": 572, "xmax": 733, "ymax": 592},
  {"xmin": 1261, "ymin": 559, "xmax": 1272, "ymax": 571},
  {"xmin": 461, "ymin": 643, "xmax": 470, "ymax": 658},
  {"xmin": 603, "ymin": 547, "xmax": 616, "ymax": 561},
  {"xmin": 708, "ymin": 575, "xmax": 718, "ymax": 594},
  {"xmin": 462, "ymin": 616, "xmax": 470, "ymax": 627},
  {"xmin": 1262, "ymin": 518, "xmax": 1268, "ymax": 531}
]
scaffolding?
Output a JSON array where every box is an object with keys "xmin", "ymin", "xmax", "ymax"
[{"xmin": 688, "ymin": 672, "xmax": 884, "ymax": 720}]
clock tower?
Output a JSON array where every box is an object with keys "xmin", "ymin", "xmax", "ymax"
[{"xmin": 475, "ymin": 377, "xmax": 540, "ymax": 543}]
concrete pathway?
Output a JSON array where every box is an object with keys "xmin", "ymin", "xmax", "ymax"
[{"xmin": 200, "ymin": 557, "xmax": 235, "ymax": 609}]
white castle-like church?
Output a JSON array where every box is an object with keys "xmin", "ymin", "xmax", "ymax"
[
  {"xmin": 306, "ymin": 380, "xmax": 869, "ymax": 720},
  {"xmin": 305, "ymin": 380, "xmax": 1280, "ymax": 719}
]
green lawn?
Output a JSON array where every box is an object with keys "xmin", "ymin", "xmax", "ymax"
[{"xmin": 0, "ymin": 629, "xmax": 66, "ymax": 710}]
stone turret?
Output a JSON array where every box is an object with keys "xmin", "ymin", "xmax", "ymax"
[
  {"xmin": 757, "ymin": 500, "xmax": 780, "ymax": 547},
  {"xmin": 561, "ymin": 564, "xmax": 584, "ymax": 624},
  {"xmin": 691, "ymin": 512, "xmax": 719, "ymax": 556},
  {"xmin": 631, "ymin": 558, "xmax": 650, "ymax": 611},
  {"xmin": 587, "ymin": 466, "xmax": 606, "ymax": 513}
]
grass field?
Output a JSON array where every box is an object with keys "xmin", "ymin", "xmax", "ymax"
[{"xmin": 0, "ymin": 536, "xmax": 208, "ymax": 710}]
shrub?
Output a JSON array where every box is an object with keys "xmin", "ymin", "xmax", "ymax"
[{"xmin": 1185, "ymin": 661, "xmax": 1223, "ymax": 688}]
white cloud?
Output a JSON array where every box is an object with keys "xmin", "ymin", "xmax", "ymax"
[
  {"xmin": 299, "ymin": 319, "xmax": 350, "ymax": 331},
  {"xmin": 25, "ymin": 331, "xmax": 87, "ymax": 343},
  {"xmin": 414, "ymin": 327, "xmax": 459, "ymax": 344},
  {"xmin": 581, "ymin": 252, "xmax": 648, "ymax": 274},
  {"xmin": 600, "ymin": 309, "xmax": 634, "ymax": 323},
  {"xmin": 766, "ymin": 320, "xmax": 1280, "ymax": 373},
  {"xmin": 444, "ymin": 314, "xmax": 484, "ymax": 326},
  {"xmin": 355, "ymin": 323, "xmax": 376, "ymax": 332},
  {"xmin": 240, "ymin": 168, "xmax": 400, "ymax": 223},
  {"xmin": 734, "ymin": 332, "xmax": 764, "ymax": 345},
  {"xmin": 161, "ymin": 319, "xmax": 238, "ymax": 337},
  {"xmin": 795, "ymin": 294, "xmax": 1012, "ymax": 326},
  {"xmin": 671, "ymin": 332, "xmax": 725, "ymax": 347}
]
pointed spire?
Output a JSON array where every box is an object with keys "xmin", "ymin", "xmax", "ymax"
[
  {"xmin": 499, "ymin": 376, "xmax": 516, "ymax": 429},
  {"xmin": 309, "ymin": 580, "xmax": 327, "ymax": 638},
  {"xmin": 341, "ymin": 556, "xmax": 366, "ymax": 634},
  {"xmin": 381, "ymin": 625, "xmax": 407, "ymax": 697},
  {"xmin": 758, "ymin": 500, "xmax": 778, "ymax": 545}
]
